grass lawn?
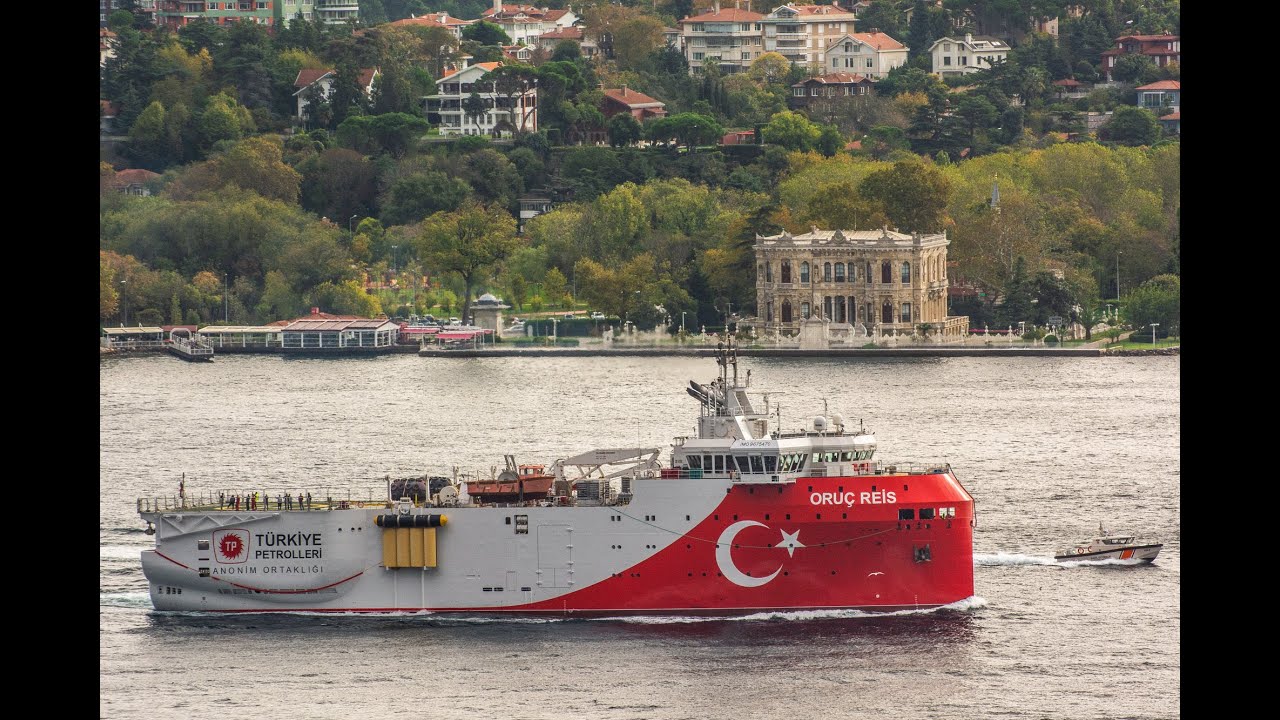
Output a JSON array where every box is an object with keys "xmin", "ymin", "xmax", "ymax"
[{"xmin": 1104, "ymin": 336, "xmax": 1180, "ymax": 350}]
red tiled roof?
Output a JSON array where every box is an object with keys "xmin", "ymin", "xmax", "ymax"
[
  {"xmin": 795, "ymin": 72, "xmax": 873, "ymax": 86},
  {"xmin": 1135, "ymin": 80, "xmax": 1180, "ymax": 90},
  {"xmin": 294, "ymin": 67, "xmax": 378, "ymax": 88},
  {"xmin": 680, "ymin": 8, "xmax": 764, "ymax": 23},
  {"xmin": 388, "ymin": 16, "xmax": 448, "ymax": 29},
  {"xmin": 439, "ymin": 61, "xmax": 503, "ymax": 80},
  {"xmin": 1160, "ymin": 111, "xmax": 1180, "ymax": 120},
  {"xmin": 849, "ymin": 32, "xmax": 905, "ymax": 51},
  {"xmin": 294, "ymin": 68, "xmax": 331, "ymax": 87},
  {"xmin": 539, "ymin": 27, "xmax": 583, "ymax": 40},
  {"xmin": 543, "ymin": 9, "xmax": 569, "ymax": 21},
  {"xmin": 1114, "ymin": 34, "xmax": 1179, "ymax": 42},
  {"xmin": 1053, "ymin": 78, "xmax": 1083, "ymax": 87},
  {"xmin": 789, "ymin": 3, "xmax": 855, "ymax": 16},
  {"xmin": 483, "ymin": 4, "xmax": 545, "ymax": 18},
  {"xmin": 113, "ymin": 169, "xmax": 160, "ymax": 187},
  {"xmin": 101, "ymin": 99, "xmax": 120, "ymax": 116},
  {"xmin": 602, "ymin": 87, "xmax": 665, "ymax": 108},
  {"xmin": 845, "ymin": 140, "xmax": 863, "ymax": 150}
]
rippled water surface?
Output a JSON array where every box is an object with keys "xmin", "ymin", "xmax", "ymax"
[{"xmin": 100, "ymin": 354, "xmax": 1179, "ymax": 720}]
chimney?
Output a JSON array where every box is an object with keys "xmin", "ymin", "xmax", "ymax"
[
  {"xmin": 622, "ymin": 84, "xmax": 628, "ymax": 95},
  {"xmin": 965, "ymin": 32, "xmax": 973, "ymax": 43},
  {"xmin": 714, "ymin": 1, "xmax": 720, "ymax": 14},
  {"xmin": 494, "ymin": 0, "xmax": 502, "ymax": 16},
  {"xmin": 311, "ymin": 307, "xmax": 320, "ymax": 315}
]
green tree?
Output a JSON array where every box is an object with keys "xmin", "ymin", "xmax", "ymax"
[
  {"xmin": 336, "ymin": 112, "xmax": 430, "ymax": 157},
  {"xmin": 607, "ymin": 113, "xmax": 643, "ymax": 147},
  {"xmin": 817, "ymin": 124, "xmax": 844, "ymax": 157},
  {"xmin": 1123, "ymin": 274, "xmax": 1179, "ymax": 336},
  {"xmin": 463, "ymin": 92, "xmax": 487, "ymax": 135},
  {"xmin": 543, "ymin": 267, "xmax": 568, "ymax": 306},
  {"xmin": 860, "ymin": 160, "xmax": 952, "ymax": 232},
  {"xmin": 613, "ymin": 16, "xmax": 665, "ymax": 69},
  {"xmin": 462, "ymin": 21, "xmax": 511, "ymax": 46},
  {"xmin": 381, "ymin": 171, "xmax": 472, "ymax": 226},
  {"xmin": 762, "ymin": 110, "xmax": 821, "ymax": 151},
  {"xmin": 1099, "ymin": 106, "xmax": 1160, "ymax": 147},
  {"xmin": 416, "ymin": 202, "xmax": 521, "ymax": 323},
  {"xmin": 1112, "ymin": 54, "xmax": 1158, "ymax": 84}
]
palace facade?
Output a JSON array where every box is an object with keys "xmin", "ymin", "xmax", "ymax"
[{"xmin": 754, "ymin": 227, "xmax": 969, "ymax": 339}]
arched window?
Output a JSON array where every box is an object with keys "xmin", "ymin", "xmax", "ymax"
[
  {"xmin": 901, "ymin": 262, "xmax": 911, "ymax": 284},
  {"xmin": 800, "ymin": 262, "xmax": 810, "ymax": 283},
  {"xmin": 881, "ymin": 301, "xmax": 894, "ymax": 324},
  {"xmin": 766, "ymin": 301, "xmax": 773, "ymax": 321},
  {"xmin": 866, "ymin": 261, "xmax": 873, "ymax": 283},
  {"xmin": 801, "ymin": 302, "xmax": 811, "ymax": 319},
  {"xmin": 781, "ymin": 260, "xmax": 792, "ymax": 283},
  {"xmin": 781, "ymin": 300, "xmax": 793, "ymax": 322},
  {"xmin": 901, "ymin": 302, "xmax": 912, "ymax": 323},
  {"xmin": 765, "ymin": 262, "xmax": 773, "ymax": 282},
  {"xmin": 881, "ymin": 261, "xmax": 892, "ymax": 284},
  {"xmin": 834, "ymin": 263, "xmax": 845, "ymax": 282},
  {"xmin": 823, "ymin": 262, "xmax": 832, "ymax": 282}
]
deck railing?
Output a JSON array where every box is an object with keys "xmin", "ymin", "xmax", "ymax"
[{"xmin": 137, "ymin": 487, "xmax": 393, "ymax": 514}]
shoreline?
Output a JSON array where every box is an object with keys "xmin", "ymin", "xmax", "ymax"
[{"xmin": 101, "ymin": 344, "xmax": 1179, "ymax": 359}]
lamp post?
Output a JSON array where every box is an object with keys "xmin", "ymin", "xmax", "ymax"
[
  {"xmin": 1115, "ymin": 249, "xmax": 1122, "ymax": 301},
  {"xmin": 681, "ymin": 311, "xmax": 687, "ymax": 336},
  {"xmin": 1150, "ymin": 322, "xmax": 1159, "ymax": 346},
  {"xmin": 349, "ymin": 214, "xmax": 358, "ymax": 235}
]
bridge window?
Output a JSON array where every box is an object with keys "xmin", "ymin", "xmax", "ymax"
[
  {"xmin": 764, "ymin": 455, "xmax": 777, "ymax": 472},
  {"xmin": 750, "ymin": 455, "xmax": 764, "ymax": 473},
  {"xmin": 713, "ymin": 455, "xmax": 724, "ymax": 473},
  {"xmin": 687, "ymin": 455, "xmax": 702, "ymax": 469},
  {"xmin": 734, "ymin": 455, "xmax": 750, "ymax": 473}
]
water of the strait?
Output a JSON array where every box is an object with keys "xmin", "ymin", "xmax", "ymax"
[{"xmin": 100, "ymin": 353, "xmax": 1179, "ymax": 719}]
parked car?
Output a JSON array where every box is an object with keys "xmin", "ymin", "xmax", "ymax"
[
  {"xmin": 590, "ymin": 311, "xmax": 606, "ymax": 320},
  {"xmin": 563, "ymin": 313, "xmax": 577, "ymax": 319}
]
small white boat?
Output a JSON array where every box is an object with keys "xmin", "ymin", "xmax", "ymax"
[{"xmin": 1055, "ymin": 524, "xmax": 1162, "ymax": 562}]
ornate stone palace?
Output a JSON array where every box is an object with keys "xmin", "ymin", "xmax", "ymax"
[{"xmin": 753, "ymin": 227, "xmax": 969, "ymax": 341}]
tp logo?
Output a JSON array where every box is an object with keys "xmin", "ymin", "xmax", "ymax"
[{"xmin": 213, "ymin": 529, "xmax": 250, "ymax": 564}]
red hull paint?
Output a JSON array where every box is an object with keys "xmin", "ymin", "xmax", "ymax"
[{"xmin": 499, "ymin": 473, "xmax": 974, "ymax": 614}]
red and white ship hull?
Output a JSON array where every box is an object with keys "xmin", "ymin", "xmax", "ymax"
[{"xmin": 140, "ymin": 471, "xmax": 973, "ymax": 614}]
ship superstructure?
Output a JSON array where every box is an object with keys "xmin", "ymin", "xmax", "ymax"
[{"xmin": 139, "ymin": 340, "xmax": 975, "ymax": 614}]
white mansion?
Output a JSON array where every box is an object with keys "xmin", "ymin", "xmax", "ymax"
[{"xmin": 753, "ymin": 227, "xmax": 969, "ymax": 340}]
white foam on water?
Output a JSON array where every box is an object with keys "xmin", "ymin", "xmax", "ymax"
[
  {"xmin": 607, "ymin": 596, "xmax": 987, "ymax": 624},
  {"xmin": 100, "ymin": 592, "xmax": 152, "ymax": 608},
  {"xmin": 1056, "ymin": 557, "xmax": 1150, "ymax": 568},
  {"xmin": 100, "ymin": 545, "xmax": 147, "ymax": 560},
  {"xmin": 974, "ymin": 552, "xmax": 1058, "ymax": 566}
]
